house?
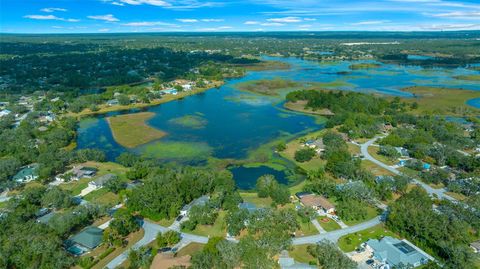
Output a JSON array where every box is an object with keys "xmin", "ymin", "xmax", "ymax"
[
  {"xmin": 297, "ymin": 192, "xmax": 335, "ymax": 214},
  {"xmin": 375, "ymin": 175, "xmax": 395, "ymax": 184},
  {"xmin": 423, "ymin": 163, "xmax": 431, "ymax": 171},
  {"xmin": 395, "ymin": 147, "xmax": 409, "ymax": 157},
  {"xmin": 66, "ymin": 226, "xmax": 104, "ymax": 255},
  {"xmin": 304, "ymin": 139, "xmax": 325, "ymax": 153},
  {"xmin": 180, "ymin": 195, "xmax": 210, "ymax": 216},
  {"xmin": 382, "ymin": 123, "xmax": 394, "ymax": 133},
  {"xmin": 13, "ymin": 164, "xmax": 39, "ymax": 183},
  {"xmin": 0, "ymin": 109, "xmax": 11, "ymax": 117},
  {"xmin": 56, "ymin": 166, "xmax": 97, "ymax": 182},
  {"xmin": 160, "ymin": 88, "xmax": 178, "ymax": 95},
  {"xmin": 470, "ymin": 240, "xmax": 480, "ymax": 253},
  {"xmin": 366, "ymin": 236, "xmax": 434, "ymax": 268},
  {"xmin": 88, "ymin": 174, "xmax": 116, "ymax": 190},
  {"xmin": 106, "ymin": 99, "xmax": 119, "ymax": 106},
  {"xmin": 238, "ymin": 202, "xmax": 258, "ymax": 213},
  {"xmin": 278, "ymin": 250, "xmax": 316, "ymax": 269}
]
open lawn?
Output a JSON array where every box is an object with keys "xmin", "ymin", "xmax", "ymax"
[
  {"xmin": 83, "ymin": 188, "xmax": 120, "ymax": 206},
  {"xmin": 338, "ymin": 224, "xmax": 398, "ymax": 252},
  {"xmin": 187, "ymin": 211, "xmax": 227, "ymax": 237},
  {"xmin": 240, "ymin": 192, "xmax": 273, "ymax": 208},
  {"xmin": 176, "ymin": 242, "xmax": 205, "ymax": 257},
  {"xmin": 107, "ymin": 112, "xmax": 166, "ymax": 148},
  {"xmin": 289, "ymin": 244, "xmax": 316, "ymax": 264},
  {"xmin": 84, "ymin": 161, "xmax": 129, "ymax": 178},
  {"xmin": 317, "ymin": 217, "xmax": 341, "ymax": 232},
  {"xmin": 400, "ymin": 86, "xmax": 480, "ymax": 116},
  {"xmin": 296, "ymin": 217, "xmax": 320, "ymax": 237},
  {"xmin": 342, "ymin": 206, "xmax": 380, "ymax": 226},
  {"xmin": 278, "ymin": 130, "xmax": 327, "ymax": 172},
  {"xmin": 347, "ymin": 143, "xmax": 361, "ymax": 155},
  {"xmin": 361, "ymin": 160, "xmax": 396, "ymax": 177},
  {"xmin": 367, "ymin": 146, "xmax": 396, "ymax": 165},
  {"xmin": 60, "ymin": 178, "xmax": 90, "ymax": 196}
]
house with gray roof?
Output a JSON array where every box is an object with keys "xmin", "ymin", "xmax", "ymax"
[
  {"xmin": 88, "ymin": 174, "xmax": 116, "ymax": 190},
  {"xmin": 366, "ymin": 236, "xmax": 434, "ymax": 268},
  {"xmin": 13, "ymin": 164, "xmax": 39, "ymax": 183},
  {"xmin": 180, "ymin": 195, "xmax": 210, "ymax": 216},
  {"xmin": 238, "ymin": 202, "xmax": 258, "ymax": 213}
]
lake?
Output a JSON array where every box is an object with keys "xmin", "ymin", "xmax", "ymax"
[{"xmin": 77, "ymin": 56, "xmax": 480, "ymax": 187}]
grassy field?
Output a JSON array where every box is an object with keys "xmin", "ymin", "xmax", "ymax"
[
  {"xmin": 168, "ymin": 114, "xmax": 207, "ymax": 129},
  {"xmin": 60, "ymin": 177, "xmax": 90, "ymax": 196},
  {"xmin": 454, "ymin": 74, "xmax": 480, "ymax": 81},
  {"xmin": 278, "ymin": 129, "xmax": 327, "ymax": 172},
  {"xmin": 107, "ymin": 112, "xmax": 166, "ymax": 148},
  {"xmin": 176, "ymin": 243, "xmax": 205, "ymax": 257},
  {"xmin": 289, "ymin": 244, "xmax": 316, "ymax": 264},
  {"xmin": 400, "ymin": 86, "xmax": 480, "ymax": 116},
  {"xmin": 349, "ymin": 63, "xmax": 381, "ymax": 70},
  {"xmin": 140, "ymin": 141, "xmax": 213, "ymax": 161},
  {"xmin": 236, "ymin": 78, "xmax": 300, "ymax": 96},
  {"xmin": 338, "ymin": 224, "xmax": 397, "ymax": 252},
  {"xmin": 347, "ymin": 143, "xmax": 361, "ymax": 155},
  {"xmin": 361, "ymin": 160, "xmax": 396, "ymax": 177},
  {"xmin": 284, "ymin": 101, "xmax": 335, "ymax": 116},
  {"xmin": 317, "ymin": 217, "xmax": 341, "ymax": 232},
  {"xmin": 343, "ymin": 206, "xmax": 380, "ymax": 226},
  {"xmin": 186, "ymin": 211, "xmax": 227, "ymax": 237},
  {"xmin": 240, "ymin": 192, "xmax": 273, "ymax": 208},
  {"xmin": 83, "ymin": 188, "xmax": 120, "ymax": 206}
]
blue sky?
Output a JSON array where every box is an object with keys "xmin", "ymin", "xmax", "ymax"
[{"xmin": 1, "ymin": 0, "xmax": 479, "ymax": 33}]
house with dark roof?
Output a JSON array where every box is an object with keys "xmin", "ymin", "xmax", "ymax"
[
  {"xmin": 366, "ymin": 236, "xmax": 434, "ymax": 268},
  {"xmin": 180, "ymin": 195, "xmax": 210, "ymax": 216},
  {"xmin": 36, "ymin": 211, "xmax": 56, "ymax": 224},
  {"xmin": 13, "ymin": 164, "xmax": 39, "ymax": 183},
  {"xmin": 238, "ymin": 202, "xmax": 258, "ymax": 213}
]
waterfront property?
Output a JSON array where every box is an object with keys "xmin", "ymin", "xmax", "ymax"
[
  {"xmin": 180, "ymin": 195, "xmax": 210, "ymax": 216},
  {"xmin": 365, "ymin": 236, "xmax": 434, "ymax": 268}
]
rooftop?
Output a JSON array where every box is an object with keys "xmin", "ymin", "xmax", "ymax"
[
  {"xmin": 70, "ymin": 226, "xmax": 104, "ymax": 250},
  {"xmin": 300, "ymin": 194, "xmax": 334, "ymax": 211},
  {"xmin": 367, "ymin": 236, "xmax": 433, "ymax": 267}
]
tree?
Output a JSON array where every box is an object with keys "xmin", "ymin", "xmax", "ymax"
[
  {"xmin": 157, "ymin": 230, "xmax": 181, "ymax": 248},
  {"xmin": 294, "ymin": 148, "xmax": 316, "ymax": 162},
  {"xmin": 104, "ymin": 175, "xmax": 126, "ymax": 194},
  {"xmin": 256, "ymin": 174, "xmax": 276, "ymax": 198},
  {"xmin": 41, "ymin": 187, "xmax": 73, "ymax": 209},
  {"xmin": 276, "ymin": 142, "xmax": 286, "ymax": 152},
  {"xmin": 117, "ymin": 94, "xmax": 130, "ymax": 105},
  {"xmin": 127, "ymin": 247, "xmax": 153, "ymax": 269},
  {"xmin": 307, "ymin": 240, "xmax": 357, "ymax": 269},
  {"xmin": 226, "ymin": 208, "xmax": 249, "ymax": 236},
  {"xmin": 378, "ymin": 145, "xmax": 401, "ymax": 161},
  {"xmin": 109, "ymin": 209, "xmax": 139, "ymax": 237}
]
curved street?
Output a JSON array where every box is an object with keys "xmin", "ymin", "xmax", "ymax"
[{"xmin": 360, "ymin": 137, "xmax": 457, "ymax": 202}]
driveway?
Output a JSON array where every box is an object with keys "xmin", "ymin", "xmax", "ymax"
[
  {"xmin": 360, "ymin": 138, "xmax": 456, "ymax": 202},
  {"xmin": 292, "ymin": 216, "xmax": 381, "ymax": 245},
  {"xmin": 105, "ymin": 220, "xmax": 207, "ymax": 269}
]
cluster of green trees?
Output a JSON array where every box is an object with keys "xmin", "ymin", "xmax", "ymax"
[
  {"xmin": 193, "ymin": 208, "xmax": 299, "ymax": 268},
  {"xmin": 387, "ymin": 188, "xmax": 478, "ymax": 268},
  {"xmin": 286, "ymin": 90, "xmax": 408, "ymax": 139},
  {"xmin": 0, "ymin": 185, "xmax": 106, "ymax": 268},
  {"xmin": 256, "ymin": 174, "xmax": 290, "ymax": 206},
  {"xmin": 126, "ymin": 166, "xmax": 240, "ymax": 220},
  {"xmin": 294, "ymin": 147, "xmax": 316, "ymax": 162}
]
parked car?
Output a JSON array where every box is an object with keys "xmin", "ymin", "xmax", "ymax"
[
  {"xmin": 176, "ymin": 215, "xmax": 183, "ymax": 221},
  {"xmin": 158, "ymin": 247, "xmax": 172, "ymax": 253},
  {"xmin": 366, "ymin": 259, "xmax": 374, "ymax": 265}
]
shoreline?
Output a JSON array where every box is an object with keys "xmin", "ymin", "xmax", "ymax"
[{"xmin": 69, "ymin": 81, "xmax": 224, "ymax": 119}]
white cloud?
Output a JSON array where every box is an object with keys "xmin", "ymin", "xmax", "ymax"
[
  {"xmin": 260, "ymin": 22, "xmax": 285, "ymax": 26},
  {"xmin": 24, "ymin": 15, "xmax": 79, "ymax": 22},
  {"xmin": 176, "ymin": 19, "xmax": 198, "ymax": 23},
  {"xmin": 111, "ymin": 2, "xmax": 125, "ymax": 6},
  {"xmin": 119, "ymin": 0, "xmax": 170, "ymax": 6},
  {"xmin": 201, "ymin": 19, "xmax": 224, "ymax": 22},
  {"xmin": 99, "ymin": 28, "xmax": 111, "ymax": 32},
  {"xmin": 267, "ymin": 16, "xmax": 302, "ymax": 23},
  {"xmin": 88, "ymin": 14, "xmax": 119, "ymax": 22},
  {"xmin": 351, "ymin": 20, "xmax": 391, "ymax": 25},
  {"xmin": 429, "ymin": 11, "xmax": 480, "ymax": 19},
  {"xmin": 244, "ymin": 20, "xmax": 260, "ymax": 25},
  {"xmin": 304, "ymin": 18, "xmax": 316, "ymax": 21},
  {"xmin": 197, "ymin": 26, "xmax": 232, "ymax": 31},
  {"xmin": 122, "ymin": 21, "xmax": 178, "ymax": 27},
  {"xmin": 41, "ymin": 7, "xmax": 67, "ymax": 13}
]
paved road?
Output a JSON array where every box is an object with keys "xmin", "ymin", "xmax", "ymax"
[
  {"xmin": 292, "ymin": 216, "xmax": 381, "ymax": 245},
  {"xmin": 360, "ymin": 138, "xmax": 456, "ymax": 202}
]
